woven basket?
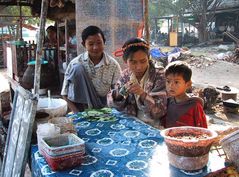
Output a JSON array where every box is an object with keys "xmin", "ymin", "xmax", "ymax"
[{"xmin": 48, "ymin": 117, "xmax": 76, "ymax": 134}]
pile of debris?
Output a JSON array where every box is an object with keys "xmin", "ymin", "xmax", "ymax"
[
  {"xmin": 178, "ymin": 53, "xmax": 216, "ymax": 69},
  {"xmin": 222, "ymin": 47, "xmax": 239, "ymax": 64}
]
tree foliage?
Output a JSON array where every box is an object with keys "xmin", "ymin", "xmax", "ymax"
[{"xmin": 149, "ymin": 0, "xmax": 225, "ymax": 42}]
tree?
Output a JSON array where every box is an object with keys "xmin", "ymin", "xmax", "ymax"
[
  {"xmin": 149, "ymin": 0, "xmax": 224, "ymax": 43},
  {"xmin": 187, "ymin": 0, "xmax": 224, "ymax": 42}
]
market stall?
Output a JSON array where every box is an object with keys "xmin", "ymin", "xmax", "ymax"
[{"xmin": 30, "ymin": 109, "xmax": 233, "ymax": 177}]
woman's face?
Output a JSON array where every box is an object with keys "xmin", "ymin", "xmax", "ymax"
[
  {"xmin": 84, "ymin": 33, "xmax": 105, "ymax": 60},
  {"xmin": 47, "ymin": 29, "xmax": 56, "ymax": 41},
  {"xmin": 126, "ymin": 50, "xmax": 149, "ymax": 79}
]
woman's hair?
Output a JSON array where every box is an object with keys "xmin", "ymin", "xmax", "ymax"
[
  {"xmin": 81, "ymin": 25, "xmax": 106, "ymax": 45},
  {"xmin": 46, "ymin": 25, "xmax": 57, "ymax": 33},
  {"xmin": 165, "ymin": 61, "xmax": 192, "ymax": 82},
  {"xmin": 122, "ymin": 37, "xmax": 150, "ymax": 62}
]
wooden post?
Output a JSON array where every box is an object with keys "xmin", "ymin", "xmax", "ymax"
[
  {"xmin": 33, "ymin": 0, "xmax": 49, "ymax": 95},
  {"xmin": 19, "ymin": 5, "xmax": 23, "ymax": 41},
  {"xmin": 154, "ymin": 18, "xmax": 158, "ymax": 42},
  {"xmin": 144, "ymin": 0, "xmax": 150, "ymax": 43}
]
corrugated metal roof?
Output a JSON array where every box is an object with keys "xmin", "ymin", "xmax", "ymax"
[{"xmin": 0, "ymin": 0, "xmax": 32, "ymax": 6}]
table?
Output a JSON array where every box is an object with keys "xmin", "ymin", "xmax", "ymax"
[{"xmin": 31, "ymin": 109, "xmax": 226, "ymax": 177}]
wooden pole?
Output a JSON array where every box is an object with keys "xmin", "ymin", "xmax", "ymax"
[
  {"xmin": 144, "ymin": 0, "xmax": 150, "ymax": 43},
  {"xmin": 19, "ymin": 5, "xmax": 23, "ymax": 40},
  {"xmin": 33, "ymin": 0, "xmax": 48, "ymax": 95}
]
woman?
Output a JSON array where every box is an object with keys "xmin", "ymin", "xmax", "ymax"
[
  {"xmin": 108, "ymin": 37, "xmax": 167, "ymax": 127},
  {"xmin": 44, "ymin": 26, "xmax": 58, "ymax": 47}
]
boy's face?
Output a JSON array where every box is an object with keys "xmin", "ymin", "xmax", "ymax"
[
  {"xmin": 166, "ymin": 73, "xmax": 191, "ymax": 97},
  {"xmin": 83, "ymin": 33, "xmax": 105, "ymax": 60}
]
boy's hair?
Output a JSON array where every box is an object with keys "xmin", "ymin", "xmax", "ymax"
[
  {"xmin": 122, "ymin": 37, "xmax": 149, "ymax": 62},
  {"xmin": 165, "ymin": 61, "xmax": 192, "ymax": 82},
  {"xmin": 81, "ymin": 25, "xmax": 106, "ymax": 45}
]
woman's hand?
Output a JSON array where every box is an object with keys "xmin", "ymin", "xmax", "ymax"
[{"xmin": 127, "ymin": 83, "xmax": 144, "ymax": 96}]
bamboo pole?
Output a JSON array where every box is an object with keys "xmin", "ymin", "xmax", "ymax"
[
  {"xmin": 33, "ymin": 0, "xmax": 48, "ymax": 95},
  {"xmin": 144, "ymin": 0, "xmax": 150, "ymax": 43}
]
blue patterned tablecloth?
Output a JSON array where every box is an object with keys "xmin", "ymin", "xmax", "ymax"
[{"xmin": 31, "ymin": 109, "xmax": 225, "ymax": 177}]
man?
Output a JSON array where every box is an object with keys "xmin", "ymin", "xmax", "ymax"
[{"xmin": 61, "ymin": 26, "xmax": 121, "ymax": 113}]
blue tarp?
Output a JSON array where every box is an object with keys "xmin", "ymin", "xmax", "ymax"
[{"xmin": 150, "ymin": 47, "xmax": 181, "ymax": 59}]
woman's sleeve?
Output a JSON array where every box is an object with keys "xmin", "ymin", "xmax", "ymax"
[
  {"xmin": 139, "ymin": 70, "xmax": 167, "ymax": 120},
  {"xmin": 141, "ymin": 91, "xmax": 167, "ymax": 120},
  {"xmin": 107, "ymin": 72, "xmax": 128, "ymax": 111}
]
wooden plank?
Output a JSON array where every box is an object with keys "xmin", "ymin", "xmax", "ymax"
[
  {"xmin": 0, "ymin": 85, "xmax": 38, "ymax": 177},
  {"xmin": 33, "ymin": 0, "xmax": 49, "ymax": 95}
]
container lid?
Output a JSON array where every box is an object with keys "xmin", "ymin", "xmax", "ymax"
[
  {"xmin": 220, "ymin": 129, "xmax": 239, "ymax": 144},
  {"xmin": 13, "ymin": 40, "xmax": 26, "ymax": 46},
  {"xmin": 37, "ymin": 123, "xmax": 60, "ymax": 136},
  {"xmin": 28, "ymin": 60, "xmax": 48, "ymax": 65}
]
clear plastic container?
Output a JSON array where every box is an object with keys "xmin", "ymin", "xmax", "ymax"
[
  {"xmin": 41, "ymin": 133, "xmax": 85, "ymax": 156},
  {"xmin": 37, "ymin": 123, "xmax": 60, "ymax": 154},
  {"xmin": 220, "ymin": 130, "xmax": 239, "ymax": 170}
]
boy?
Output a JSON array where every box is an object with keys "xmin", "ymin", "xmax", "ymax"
[{"xmin": 161, "ymin": 61, "xmax": 207, "ymax": 128}]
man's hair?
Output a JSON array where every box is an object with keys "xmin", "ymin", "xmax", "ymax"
[
  {"xmin": 165, "ymin": 61, "xmax": 192, "ymax": 82},
  {"xmin": 81, "ymin": 25, "xmax": 105, "ymax": 45}
]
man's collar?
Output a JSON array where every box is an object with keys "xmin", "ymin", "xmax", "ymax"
[{"xmin": 83, "ymin": 51, "xmax": 110, "ymax": 65}]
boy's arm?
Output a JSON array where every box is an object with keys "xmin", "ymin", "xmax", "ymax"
[{"xmin": 194, "ymin": 101, "xmax": 208, "ymax": 128}]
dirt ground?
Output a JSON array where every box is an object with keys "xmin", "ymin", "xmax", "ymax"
[
  {"xmin": 186, "ymin": 45, "xmax": 239, "ymax": 125},
  {"xmin": 189, "ymin": 46, "xmax": 239, "ymax": 89}
]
